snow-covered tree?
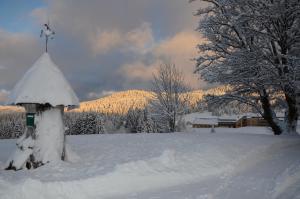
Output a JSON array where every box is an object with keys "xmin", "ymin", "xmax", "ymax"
[
  {"xmin": 0, "ymin": 112, "xmax": 25, "ymax": 139},
  {"xmin": 252, "ymin": 0, "xmax": 300, "ymax": 133},
  {"xmin": 64, "ymin": 112, "xmax": 106, "ymax": 134},
  {"xmin": 192, "ymin": 0, "xmax": 300, "ymax": 134},
  {"xmin": 150, "ymin": 63, "xmax": 190, "ymax": 132},
  {"xmin": 142, "ymin": 107, "xmax": 160, "ymax": 133},
  {"xmin": 125, "ymin": 108, "xmax": 145, "ymax": 133}
]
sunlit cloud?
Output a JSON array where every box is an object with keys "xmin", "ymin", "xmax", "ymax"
[
  {"xmin": 119, "ymin": 61, "xmax": 159, "ymax": 82},
  {"xmin": 90, "ymin": 22, "xmax": 154, "ymax": 55},
  {"xmin": 119, "ymin": 30, "xmax": 206, "ymax": 89}
]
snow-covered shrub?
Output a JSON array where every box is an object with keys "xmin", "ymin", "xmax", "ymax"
[
  {"xmin": 0, "ymin": 112, "xmax": 25, "ymax": 139},
  {"xmin": 64, "ymin": 112, "xmax": 106, "ymax": 134},
  {"xmin": 125, "ymin": 108, "xmax": 145, "ymax": 133}
]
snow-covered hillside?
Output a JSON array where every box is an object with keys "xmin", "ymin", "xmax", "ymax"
[
  {"xmin": 71, "ymin": 86, "xmax": 229, "ymax": 114},
  {"xmin": 0, "ymin": 86, "xmax": 229, "ymax": 115},
  {"xmin": 0, "ymin": 106, "xmax": 24, "ymax": 112},
  {"xmin": 0, "ymin": 128, "xmax": 299, "ymax": 199}
]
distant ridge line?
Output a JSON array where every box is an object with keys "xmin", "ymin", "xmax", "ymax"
[{"xmin": 0, "ymin": 86, "xmax": 229, "ymax": 114}]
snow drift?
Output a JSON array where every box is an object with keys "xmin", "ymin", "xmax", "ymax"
[{"xmin": 0, "ymin": 128, "xmax": 299, "ymax": 199}]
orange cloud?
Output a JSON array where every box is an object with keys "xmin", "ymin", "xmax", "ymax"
[
  {"xmin": 154, "ymin": 31, "xmax": 202, "ymax": 57},
  {"xmin": 90, "ymin": 22, "xmax": 154, "ymax": 55},
  {"xmin": 91, "ymin": 29, "xmax": 123, "ymax": 54},
  {"xmin": 120, "ymin": 30, "xmax": 207, "ymax": 89},
  {"xmin": 154, "ymin": 31, "xmax": 206, "ymax": 88},
  {"xmin": 126, "ymin": 22, "xmax": 154, "ymax": 53},
  {"xmin": 119, "ymin": 61, "xmax": 159, "ymax": 81}
]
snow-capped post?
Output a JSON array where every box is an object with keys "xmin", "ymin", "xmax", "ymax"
[
  {"xmin": 210, "ymin": 125, "xmax": 215, "ymax": 133},
  {"xmin": 5, "ymin": 29, "xmax": 79, "ymax": 170}
]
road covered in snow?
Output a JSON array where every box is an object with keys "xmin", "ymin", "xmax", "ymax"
[{"xmin": 0, "ymin": 127, "xmax": 299, "ymax": 199}]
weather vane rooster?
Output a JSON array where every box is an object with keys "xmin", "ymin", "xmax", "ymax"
[{"xmin": 40, "ymin": 21, "xmax": 55, "ymax": 52}]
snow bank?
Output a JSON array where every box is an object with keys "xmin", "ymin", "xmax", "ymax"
[
  {"xmin": 7, "ymin": 53, "xmax": 79, "ymax": 107},
  {"xmin": 0, "ymin": 129, "xmax": 299, "ymax": 199}
]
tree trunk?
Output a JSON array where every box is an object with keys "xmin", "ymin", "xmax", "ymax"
[
  {"xmin": 169, "ymin": 118, "xmax": 175, "ymax": 132},
  {"xmin": 6, "ymin": 108, "xmax": 65, "ymax": 170},
  {"xmin": 278, "ymin": 40, "xmax": 298, "ymax": 133},
  {"xmin": 284, "ymin": 93, "xmax": 299, "ymax": 134},
  {"xmin": 260, "ymin": 90, "xmax": 283, "ymax": 135}
]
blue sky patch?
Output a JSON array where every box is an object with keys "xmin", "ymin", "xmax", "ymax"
[{"xmin": 0, "ymin": 0, "xmax": 45, "ymax": 32}]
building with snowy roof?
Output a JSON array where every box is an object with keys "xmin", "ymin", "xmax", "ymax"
[{"xmin": 192, "ymin": 117, "xmax": 218, "ymax": 128}]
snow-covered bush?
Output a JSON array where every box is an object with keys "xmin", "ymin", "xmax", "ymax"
[
  {"xmin": 0, "ymin": 112, "xmax": 108, "ymax": 138},
  {"xmin": 0, "ymin": 112, "xmax": 25, "ymax": 139},
  {"xmin": 124, "ymin": 107, "xmax": 160, "ymax": 133},
  {"xmin": 125, "ymin": 108, "xmax": 145, "ymax": 133},
  {"xmin": 64, "ymin": 112, "xmax": 106, "ymax": 134}
]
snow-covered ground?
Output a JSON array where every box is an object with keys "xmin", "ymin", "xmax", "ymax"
[{"xmin": 0, "ymin": 127, "xmax": 299, "ymax": 199}]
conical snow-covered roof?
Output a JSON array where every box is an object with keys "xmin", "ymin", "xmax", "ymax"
[{"xmin": 8, "ymin": 53, "xmax": 79, "ymax": 107}]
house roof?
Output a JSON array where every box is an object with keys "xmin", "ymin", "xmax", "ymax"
[
  {"xmin": 193, "ymin": 118, "xmax": 218, "ymax": 125},
  {"xmin": 7, "ymin": 53, "xmax": 79, "ymax": 107}
]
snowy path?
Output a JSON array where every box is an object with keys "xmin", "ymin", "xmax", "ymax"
[
  {"xmin": 0, "ymin": 128, "xmax": 299, "ymax": 199},
  {"xmin": 214, "ymin": 139, "xmax": 300, "ymax": 199}
]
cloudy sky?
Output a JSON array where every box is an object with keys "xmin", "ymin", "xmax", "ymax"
[{"xmin": 0, "ymin": 0, "xmax": 206, "ymax": 103}]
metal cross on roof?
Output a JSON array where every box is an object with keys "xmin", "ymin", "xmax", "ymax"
[{"xmin": 40, "ymin": 21, "xmax": 55, "ymax": 52}]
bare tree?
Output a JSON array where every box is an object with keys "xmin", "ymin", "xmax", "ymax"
[{"xmin": 150, "ymin": 63, "xmax": 190, "ymax": 132}]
